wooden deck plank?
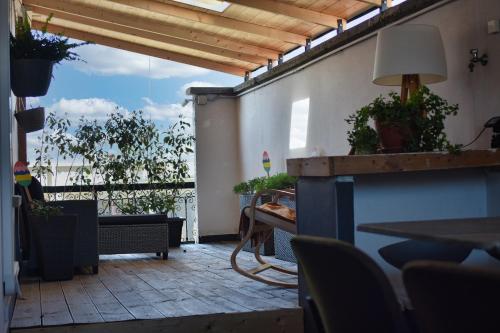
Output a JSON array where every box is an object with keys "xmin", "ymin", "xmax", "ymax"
[
  {"xmin": 98, "ymin": 261, "xmax": 167, "ymax": 320},
  {"xmin": 60, "ymin": 279, "xmax": 104, "ymax": 324},
  {"xmin": 10, "ymin": 280, "xmax": 41, "ymax": 328},
  {"xmin": 39, "ymin": 282, "xmax": 73, "ymax": 326},
  {"xmin": 77, "ymin": 275, "xmax": 134, "ymax": 322},
  {"xmin": 12, "ymin": 308, "xmax": 303, "ymax": 333},
  {"xmin": 13, "ymin": 242, "xmax": 299, "ymax": 330}
]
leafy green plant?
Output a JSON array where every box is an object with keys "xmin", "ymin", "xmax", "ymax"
[
  {"xmin": 10, "ymin": 15, "xmax": 88, "ymax": 63},
  {"xmin": 233, "ymin": 182, "xmax": 251, "ymax": 195},
  {"xmin": 35, "ymin": 110, "xmax": 195, "ymax": 216},
  {"xmin": 234, "ymin": 173, "xmax": 296, "ymax": 194},
  {"xmin": 30, "ymin": 200, "xmax": 62, "ymax": 217},
  {"xmin": 255, "ymin": 173, "xmax": 297, "ymax": 192},
  {"xmin": 346, "ymin": 86, "xmax": 460, "ymax": 153}
]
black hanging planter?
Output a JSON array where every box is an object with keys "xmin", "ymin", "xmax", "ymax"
[
  {"xmin": 10, "ymin": 59, "xmax": 54, "ymax": 97},
  {"xmin": 15, "ymin": 107, "xmax": 45, "ymax": 133}
]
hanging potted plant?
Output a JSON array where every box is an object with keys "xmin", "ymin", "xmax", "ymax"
[
  {"xmin": 14, "ymin": 106, "xmax": 45, "ymax": 133},
  {"xmin": 29, "ymin": 200, "xmax": 77, "ymax": 281},
  {"xmin": 10, "ymin": 14, "xmax": 88, "ymax": 97},
  {"xmin": 346, "ymin": 86, "xmax": 460, "ymax": 154}
]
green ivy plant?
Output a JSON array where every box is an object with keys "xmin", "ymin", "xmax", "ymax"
[
  {"xmin": 10, "ymin": 14, "xmax": 89, "ymax": 63},
  {"xmin": 346, "ymin": 86, "xmax": 461, "ymax": 154}
]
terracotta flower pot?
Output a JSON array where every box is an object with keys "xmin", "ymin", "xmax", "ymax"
[{"xmin": 375, "ymin": 120, "xmax": 411, "ymax": 153}]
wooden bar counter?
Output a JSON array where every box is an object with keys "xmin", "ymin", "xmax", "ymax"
[{"xmin": 287, "ymin": 150, "xmax": 500, "ymax": 333}]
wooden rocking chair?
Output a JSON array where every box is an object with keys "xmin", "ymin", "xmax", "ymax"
[{"xmin": 231, "ymin": 189, "xmax": 298, "ymax": 288}]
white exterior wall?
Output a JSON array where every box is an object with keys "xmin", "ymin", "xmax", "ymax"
[
  {"xmin": 194, "ymin": 97, "xmax": 241, "ymax": 237},
  {"xmin": 238, "ymin": 0, "xmax": 500, "ymax": 180},
  {"xmin": 1, "ymin": 0, "xmax": 18, "ymax": 330},
  {"xmin": 193, "ymin": 0, "xmax": 500, "ymax": 237}
]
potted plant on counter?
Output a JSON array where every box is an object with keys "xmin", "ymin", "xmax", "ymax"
[
  {"xmin": 29, "ymin": 200, "xmax": 77, "ymax": 281},
  {"xmin": 346, "ymin": 86, "xmax": 460, "ymax": 154},
  {"xmin": 233, "ymin": 173, "xmax": 297, "ymax": 256},
  {"xmin": 10, "ymin": 15, "xmax": 88, "ymax": 97}
]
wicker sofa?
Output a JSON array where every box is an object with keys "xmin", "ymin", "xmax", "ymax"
[{"xmin": 98, "ymin": 214, "xmax": 169, "ymax": 259}]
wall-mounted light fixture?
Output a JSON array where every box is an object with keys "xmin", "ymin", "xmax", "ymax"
[{"xmin": 469, "ymin": 49, "xmax": 488, "ymax": 72}]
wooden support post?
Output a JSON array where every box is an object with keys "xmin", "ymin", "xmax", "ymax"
[
  {"xmin": 16, "ymin": 97, "xmax": 27, "ymax": 163},
  {"xmin": 400, "ymin": 74, "xmax": 420, "ymax": 104}
]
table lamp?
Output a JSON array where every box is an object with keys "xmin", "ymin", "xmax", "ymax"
[{"xmin": 373, "ymin": 24, "xmax": 447, "ymax": 102}]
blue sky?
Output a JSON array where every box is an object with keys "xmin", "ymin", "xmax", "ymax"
[
  {"xmin": 26, "ymin": 43, "xmax": 241, "ymax": 163},
  {"xmin": 34, "ymin": 43, "xmax": 241, "ymax": 111}
]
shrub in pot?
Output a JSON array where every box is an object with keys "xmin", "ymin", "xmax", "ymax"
[
  {"xmin": 346, "ymin": 86, "xmax": 460, "ymax": 154},
  {"xmin": 29, "ymin": 200, "xmax": 77, "ymax": 281},
  {"xmin": 35, "ymin": 110, "xmax": 195, "ymax": 247},
  {"xmin": 10, "ymin": 15, "xmax": 88, "ymax": 97}
]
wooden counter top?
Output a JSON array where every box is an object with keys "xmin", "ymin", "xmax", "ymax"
[{"xmin": 287, "ymin": 149, "xmax": 500, "ymax": 177}]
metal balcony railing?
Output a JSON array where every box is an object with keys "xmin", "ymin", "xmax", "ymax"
[{"xmin": 42, "ymin": 182, "xmax": 197, "ymax": 242}]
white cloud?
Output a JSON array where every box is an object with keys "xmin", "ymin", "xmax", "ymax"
[
  {"xmin": 141, "ymin": 97, "xmax": 193, "ymax": 128},
  {"xmin": 71, "ymin": 44, "xmax": 211, "ymax": 79},
  {"xmin": 46, "ymin": 97, "xmax": 126, "ymax": 122},
  {"xmin": 26, "ymin": 97, "xmax": 41, "ymax": 108}
]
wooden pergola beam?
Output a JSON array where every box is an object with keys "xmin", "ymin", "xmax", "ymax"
[
  {"xmin": 23, "ymin": 0, "xmax": 280, "ymax": 60},
  {"xmin": 354, "ymin": 0, "xmax": 384, "ymax": 6},
  {"xmin": 29, "ymin": 6, "xmax": 268, "ymax": 66},
  {"xmin": 108, "ymin": 0, "xmax": 307, "ymax": 45},
  {"xmin": 31, "ymin": 20, "xmax": 248, "ymax": 76},
  {"xmin": 226, "ymin": 0, "xmax": 346, "ymax": 28}
]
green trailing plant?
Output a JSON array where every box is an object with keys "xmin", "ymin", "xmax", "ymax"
[
  {"xmin": 346, "ymin": 86, "xmax": 461, "ymax": 154},
  {"xmin": 30, "ymin": 200, "xmax": 62, "ymax": 217},
  {"xmin": 255, "ymin": 173, "xmax": 297, "ymax": 192},
  {"xmin": 233, "ymin": 173, "xmax": 297, "ymax": 194},
  {"xmin": 233, "ymin": 177, "xmax": 266, "ymax": 194},
  {"xmin": 10, "ymin": 14, "xmax": 88, "ymax": 62}
]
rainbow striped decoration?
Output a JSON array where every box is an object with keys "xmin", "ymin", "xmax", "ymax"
[
  {"xmin": 14, "ymin": 161, "xmax": 32, "ymax": 187},
  {"xmin": 262, "ymin": 151, "xmax": 271, "ymax": 177}
]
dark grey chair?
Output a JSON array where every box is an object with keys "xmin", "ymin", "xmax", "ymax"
[
  {"xmin": 291, "ymin": 235, "xmax": 412, "ymax": 333},
  {"xmin": 403, "ymin": 261, "xmax": 500, "ymax": 333},
  {"xmin": 379, "ymin": 240, "xmax": 472, "ymax": 269}
]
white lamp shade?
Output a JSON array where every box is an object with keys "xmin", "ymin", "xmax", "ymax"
[{"xmin": 373, "ymin": 24, "xmax": 447, "ymax": 86}]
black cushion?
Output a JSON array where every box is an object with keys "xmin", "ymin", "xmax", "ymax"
[{"xmin": 99, "ymin": 214, "xmax": 169, "ymax": 226}]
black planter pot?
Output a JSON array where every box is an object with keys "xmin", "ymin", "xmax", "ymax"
[
  {"xmin": 11, "ymin": 59, "xmax": 54, "ymax": 97},
  {"xmin": 167, "ymin": 218, "xmax": 185, "ymax": 248},
  {"xmin": 15, "ymin": 107, "xmax": 45, "ymax": 133},
  {"xmin": 32, "ymin": 214, "xmax": 77, "ymax": 281}
]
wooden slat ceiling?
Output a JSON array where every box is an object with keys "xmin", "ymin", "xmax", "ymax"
[{"xmin": 22, "ymin": 0, "xmax": 389, "ymax": 77}]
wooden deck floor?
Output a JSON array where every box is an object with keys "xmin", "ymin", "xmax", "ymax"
[{"xmin": 11, "ymin": 242, "xmax": 301, "ymax": 333}]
